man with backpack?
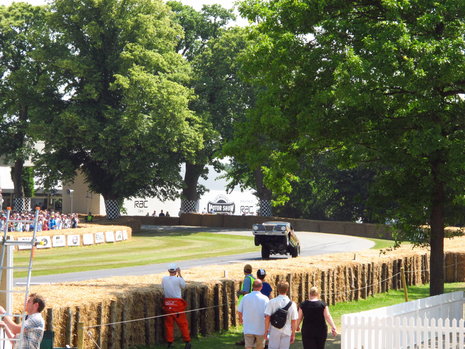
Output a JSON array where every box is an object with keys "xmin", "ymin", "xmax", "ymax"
[{"xmin": 264, "ymin": 281, "xmax": 298, "ymax": 349}]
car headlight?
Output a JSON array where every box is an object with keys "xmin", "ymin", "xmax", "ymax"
[
  {"xmin": 279, "ymin": 225, "xmax": 286, "ymax": 231},
  {"xmin": 252, "ymin": 224, "xmax": 259, "ymax": 231}
]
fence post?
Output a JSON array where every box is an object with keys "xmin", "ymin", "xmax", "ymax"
[
  {"xmin": 77, "ymin": 322, "xmax": 84, "ymax": 349},
  {"xmin": 401, "ymin": 267, "xmax": 409, "ymax": 302},
  {"xmin": 65, "ymin": 307, "xmax": 73, "ymax": 346}
]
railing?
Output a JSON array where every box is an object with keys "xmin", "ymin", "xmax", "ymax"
[{"xmin": 342, "ymin": 291, "xmax": 465, "ymax": 349}]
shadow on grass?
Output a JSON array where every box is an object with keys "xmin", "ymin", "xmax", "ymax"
[
  {"xmin": 146, "ymin": 330, "xmax": 342, "ymax": 349},
  {"xmin": 134, "ymin": 226, "xmax": 249, "ymax": 237}
]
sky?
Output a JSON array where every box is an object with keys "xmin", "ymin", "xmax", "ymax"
[
  {"xmin": 0, "ymin": 0, "xmax": 239, "ymax": 11},
  {"xmin": 0, "ymin": 0, "xmax": 248, "ymax": 25}
]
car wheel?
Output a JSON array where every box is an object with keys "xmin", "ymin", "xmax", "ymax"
[{"xmin": 261, "ymin": 245, "xmax": 270, "ymax": 259}]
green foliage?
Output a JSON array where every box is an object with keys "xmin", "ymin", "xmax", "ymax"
[
  {"xmin": 237, "ymin": 0, "xmax": 465, "ymax": 294},
  {"xmin": 35, "ymin": 0, "xmax": 202, "ymax": 203},
  {"xmin": 273, "ymin": 153, "xmax": 378, "ymax": 222},
  {"xmin": 0, "ymin": 3, "xmax": 57, "ymax": 196}
]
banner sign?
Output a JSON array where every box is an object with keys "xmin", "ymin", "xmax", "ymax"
[
  {"xmin": 115, "ymin": 231, "xmax": 123, "ymax": 241},
  {"xmin": 17, "ymin": 237, "xmax": 32, "ymax": 250},
  {"xmin": 53, "ymin": 235, "xmax": 66, "ymax": 247},
  {"xmin": 105, "ymin": 231, "xmax": 115, "ymax": 242},
  {"xmin": 207, "ymin": 194, "xmax": 235, "ymax": 214},
  {"xmin": 67, "ymin": 235, "xmax": 80, "ymax": 247},
  {"xmin": 83, "ymin": 233, "xmax": 94, "ymax": 245},
  {"xmin": 95, "ymin": 232, "xmax": 105, "ymax": 244},
  {"xmin": 37, "ymin": 236, "xmax": 51, "ymax": 249}
]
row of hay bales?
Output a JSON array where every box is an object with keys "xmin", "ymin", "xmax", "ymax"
[
  {"xmin": 10, "ymin": 224, "xmax": 132, "ymax": 244},
  {"xmin": 14, "ymin": 238, "xmax": 465, "ymax": 349}
]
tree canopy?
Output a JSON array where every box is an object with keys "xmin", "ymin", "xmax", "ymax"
[
  {"xmin": 237, "ymin": 0, "xmax": 465, "ymax": 294},
  {"xmin": 35, "ymin": 0, "xmax": 201, "ymax": 217},
  {"xmin": 0, "ymin": 3, "xmax": 57, "ymax": 202}
]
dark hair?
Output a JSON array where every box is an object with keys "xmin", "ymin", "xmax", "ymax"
[
  {"xmin": 29, "ymin": 293, "xmax": 46, "ymax": 313},
  {"xmin": 244, "ymin": 264, "xmax": 252, "ymax": 273}
]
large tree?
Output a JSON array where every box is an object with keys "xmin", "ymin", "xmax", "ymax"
[
  {"xmin": 0, "ymin": 3, "xmax": 57, "ymax": 211},
  {"xmin": 36, "ymin": 0, "xmax": 201, "ymax": 219},
  {"xmin": 168, "ymin": 2, "xmax": 243, "ymax": 213},
  {"xmin": 238, "ymin": 0, "xmax": 465, "ymax": 294}
]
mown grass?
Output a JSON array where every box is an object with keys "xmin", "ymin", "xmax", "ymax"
[
  {"xmin": 143, "ymin": 282, "xmax": 465, "ymax": 349},
  {"xmin": 14, "ymin": 232, "xmax": 258, "ymax": 277}
]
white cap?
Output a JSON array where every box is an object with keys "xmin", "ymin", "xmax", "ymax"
[{"xmin": 168, "ymin": 263, "xmax": 177, "ymax": 271}]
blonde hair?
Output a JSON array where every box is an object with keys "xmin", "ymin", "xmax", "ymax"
[{"xmin": 309, "ymin": 286, "xmax": 319, "ymax": 297}]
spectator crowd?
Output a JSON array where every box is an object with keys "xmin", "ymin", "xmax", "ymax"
[{"xmin": 0, "ymin": 209, "xmax": 79, "ymax": 232}]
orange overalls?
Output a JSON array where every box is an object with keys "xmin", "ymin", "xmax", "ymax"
[{"xmin": 163, "ymin": 298, "xmax": 191, "ymax": 343}]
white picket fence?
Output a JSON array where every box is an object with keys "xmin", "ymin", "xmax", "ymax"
[{"xmin": 341, "ymin": 291, "xmax": 465, "ymax": 348}]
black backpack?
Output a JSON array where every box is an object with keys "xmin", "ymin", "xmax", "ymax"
[{"xmin": 270, "ymin": 301, "xmax": 292, "ymax": 329}]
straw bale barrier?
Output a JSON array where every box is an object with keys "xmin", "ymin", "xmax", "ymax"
[
  {"xmin": 9, "ymin": 235, "xmax": 465, "ymax": 348},
  {"xmin": 8, "ymin": 224, "xmax": 132, "ymax": 248}
]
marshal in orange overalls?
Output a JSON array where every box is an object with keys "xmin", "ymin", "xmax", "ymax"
[{"xmin": 163, "ymin": 298, "xmax": 191, "ymax": 343}]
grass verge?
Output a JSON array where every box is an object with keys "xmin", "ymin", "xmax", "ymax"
[{"xmin": 14, "ymin": 232, "xmax": 257, "ymax": 277}]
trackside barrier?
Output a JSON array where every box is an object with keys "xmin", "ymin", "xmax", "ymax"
[{"xmin": 341, "ymin": 291, "xmax": 465, "ymax": 349}]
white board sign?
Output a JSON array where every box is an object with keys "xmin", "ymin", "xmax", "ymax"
[
  {"xmin": 83, "ymin": 233, "xmax": 94, "ymax": 245},
  {"xmin": 67, "ymin": 235, "xmax": 80, "ymax": 247},
  {"xmin": 17, "ymin": 237, "xmax": 32, "ymax": 250},
  {"xmin": 94, "ymin": 232, "xmax": 105, "ymax": 244},
  {"xmin": 52, "ymin": 235, "xmax": 66, "ymax": 247},
  {"xmin": 115, "ymin": 231, "xmax": 123, "ymax": 241},
  {"xmin": 105, "ymin": 231, "xmax": 115, "ymax": 242},
  {"xmin": 122, "ymin": 230, "xmax": 128, "ymax": 240},
  {"xmin": 37, "ymin": 236, "xmax": 51, "ymax": 249}
]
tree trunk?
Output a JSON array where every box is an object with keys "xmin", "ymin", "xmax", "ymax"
[
  {"xmin": 11, "ymin": 160, "xmax": 25, "ymax": 198},
  {"xmin": 11, "ymin": 160, "xmax": 30, "ymax": 211},
  {"xmin": 429, "ymin": 157, "xmax": 445, "ymax": 296},
  {"xmin": 254, "ymin": 168, "xmax": 273, "ymax": 216},
  {"xmin": 180, "ymin": 162, "xmax": 204, "ymax": 213}
]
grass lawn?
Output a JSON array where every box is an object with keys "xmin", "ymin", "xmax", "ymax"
[
  {"xmin": 144, "ymin": 282, "xmax": 465, "ymax": 349},
  {"xmin": 14, "ymin": 231, "xmax": 396, "ymax": 278},
  {"xmin": 14, "ymin": 231, "xmax": 258, "ymax": 277}
]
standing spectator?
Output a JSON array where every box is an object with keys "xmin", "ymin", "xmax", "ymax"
[
  {"xmin": 238, "ymin": 280, "xmax": 269, "ymax": 349},
  {"xmin": 236, "ymin": 264, "xmax": 255, "ymax": 346},
  {"xmin": 162, "ymin": 263, "xmax": 191, "ymax": 349},
  {"xmin": 264, "ymin": 281, "xmax": 298, "ymax": 349},
  {"xmin": 152, "ymin": 210, "xmax": 157, "ymax": 216},
  {"xmin": 85, "ymin": 212, "xmax": 94, "ymax": 222},
  {"xmin": 297, "ymin": 287, "xmax": 337, "ymax": 349},
  {"xmin": 71, "ymin": 214, "xmax": 78, "ymax": 228},
  {"xmin": 257, "ymin": 269, "xmax": 273, "ymax": 298},
  {"xmin": 165, "ymin": 211, "xmax": 170, "ymax": 217},
  {"xmin": 0, "ymin": 293, "xmax": 46, "ymax": 349},
  {"xmin": 159, "ymin": 210, "xmax": 165, "ymax": 217},
  {"xmin": 49, "ymin": 214, "xmax": 57, "ymax": 230},
  {"xmin": 237, "ymin": 264, "xmax": 255, "ymax": 302}
]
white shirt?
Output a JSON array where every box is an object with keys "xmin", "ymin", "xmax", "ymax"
[
  {"xmin": 264, "ymin": 294, "xmax": 298, "ymax": 336},
  {"xmin": 162, "ymin": 275, "xmax": 186, "ymax": 298},
  {"xmin": 238, "ymin": 291, "xmax": 269, "ymax": 335}
]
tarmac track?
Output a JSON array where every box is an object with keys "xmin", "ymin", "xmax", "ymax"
[{"xmin": 16, "ymin": 225, "xmax": 374, "ymax": 285}]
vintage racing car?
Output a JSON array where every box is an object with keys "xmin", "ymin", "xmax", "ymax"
[{"xmin": 252, "ymin": 221, "xmax": 301, "ymax": 259}]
